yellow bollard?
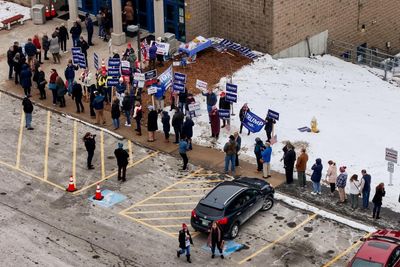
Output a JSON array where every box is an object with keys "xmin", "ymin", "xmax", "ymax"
[{"xmin": 311, "ymin": 116, "xmax": 320, "ymax": 133}]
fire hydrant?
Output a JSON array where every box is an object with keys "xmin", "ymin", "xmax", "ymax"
[{"xmin": 311, "ymin": 116, "xmax": 319, "ymax": 133}]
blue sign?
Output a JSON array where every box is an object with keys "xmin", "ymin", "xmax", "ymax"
[
  {"xmin": 158, "ymin": 65, "xmax": 173, "ymax": 89},
  {"xmin": 201, "ymin": 240, "xmax": 244, "ymax": 256},
  {"xmin": 94, "ymin": 53, "xmax": 99, "ymax": 70},
  {"xmin": 108, "ymin": 58, "xmax": 121, "ymax": 68},
  {"xmin": 174, "ymin": 72, "xmax": 187, "ymax": 84},
  {"xmin": 71, "ymin": 47, "xmax": 81, "ymax": 54},
  {"xmin": 226, "ymin": 92, "xmax": 237, "ymax": 103},
  {"xmin": 108, "ymin": 69, "xmax": 120, "ymax": 77},
  {"xmin": 145, "ymin": 69, "xmax": 158, "ymax": 80},
  {"xmin": 218, "ymin": 109, "xmax": 230, "ymax": 119},
  {"xmin": 267, "ymin": 109, "xmax": 279, "ymax": 121},
  {"xmin": 72, "ymin": 52, "xmax": 86, "ymax": 69},
  {"xmin": 88, "ymin": 189, "xmax": 127, "ymax": 208},
  {"xmin": 107, "ymin": 78, "xmax": 119, "ymax": 87},
  {"xmin": 226, "ymin": 83, "xmax": 237, "ymax": 93},
  {"xmin": 243, "ymin": 111, "xmax": 265, "ymax": 133},
  {"xmin": 173, "ymin": 82, "xmax": 185, "ymax": 92}
]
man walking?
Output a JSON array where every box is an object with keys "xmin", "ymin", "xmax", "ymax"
[
  {"xmin": 22, "ymin": 97, "xmax": 34, "ymax": 130},
  {"xmin": 179, "ymin": 136, "xmax": 189, "ymax": 170},
  {"xmin": 114, "ymin": 143, "xmax": 129, "ymax": 182},
  {"xmin": 223, "ymin": 135, "xmax": 237, "ymax": 176},
  {"xmin": 261, "ymin": 142, "xmax": 272, "ymax": 178},
  {"xmin": 361, "ymin": 169, "xmax": 371, "ymax": 209},
  {"xmin": 296, "ymin": 148, "xmax": 309, "ymax": 188}
]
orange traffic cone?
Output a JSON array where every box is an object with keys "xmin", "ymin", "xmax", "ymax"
[
  {"xmin": 45, "ymin": 6, "xmax": 50, "ymax": 18},
  {"xmin": 50, "ymin": 4, "xmax": 56, "ymax": 17},
  {"xmin": 93, "ymin": 184, "xmax": 104, "ymax": 200},
  {"xmin": 66, "ymin": 176, "xmax": 77, "ymax": 192}
]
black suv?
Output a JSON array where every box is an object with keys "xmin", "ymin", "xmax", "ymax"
[{"xmin": 191, "ymin": 177, "xmax": 274, "ymax": 239}]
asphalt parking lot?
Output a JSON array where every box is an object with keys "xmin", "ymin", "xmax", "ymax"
[{"xmin": 0, "ymin": 92, "xmax": 370, "ymax": 266}]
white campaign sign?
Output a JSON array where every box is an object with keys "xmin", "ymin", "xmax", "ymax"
[
  {"xmin": 134, "ymin": 73, "xmax": 145, "ymax": 81},
  {"xmin": 147, "ymin": 86, "xmax": 158, "ymax": 95},
  {"xmin": 188, "ymin": 102, "xmax": 201, "ymax": 111},
  {"xmin": 151, "ymin": 41, "xmax": 170, "ymax": 56},
  {"xmin": 196, "ymin": 79, "xmax": 208, "ymax": 91}
]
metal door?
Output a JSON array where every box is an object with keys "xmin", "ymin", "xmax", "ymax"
[{"xmin": 164, "ymin": 0, "xmax": 185, "ymax": 41}]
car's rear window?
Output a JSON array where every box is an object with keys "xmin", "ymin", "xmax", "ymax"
[
  {"xmin": 197, "ymin": 204, "xmax": 223, "ymax": 217},
  {"xmin": 368, "ymin": 241, "xmax": 390, "ymax": 250},
  {"xmin": 351, "ymin": 258, "xmax": 383, "ymax": 267}
]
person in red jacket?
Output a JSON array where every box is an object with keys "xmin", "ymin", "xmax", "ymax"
[{"xmin": 32, "ymin": 34, "xmax": 42, "ymax": 64}]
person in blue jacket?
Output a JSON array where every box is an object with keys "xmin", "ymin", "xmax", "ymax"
[
  {"xmin": 179, "ymin": 135, "xmax": 189, "ymax": 170},
  {"xmin": 201, "ymin": 88, "xmax": 217, "ymax": 122},
  {"xmin": 149, "ymin": 42, "xmax": 157, "ymax": 70},
  {"xmin": 92, "ymin": 91, "xmax": 106, "ymax": 125},
  {"xmin": 65, "ymin": 59, "xmax": 79, "ymax": 94},
  {"xmin": 311, "ymin": 158, "xmax": 323, "ymax": 195},
  {"xmin": 182, "ymin": 116, "xmax": 194, "ymax": 150},
  {"xmin": 24, "ymin": 38, "xmax": 37, "ymax": 67},
  {"xmin": 153, "ymin": 79, "xmax": 165, "ymax": 113},
  {"xmin": 261, "ymin": 142, "xmax": 272, "ymax": 178},
  {"xmin": 361, "ymin": 169, "xmax": 371, "ymax": 209},
  {"xmin": 20, "ymin": 64, "xmax": 32, "ymax": 97}
]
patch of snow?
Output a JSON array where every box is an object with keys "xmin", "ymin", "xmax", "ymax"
[{"xmin": 0, "ymin": 1, "xmax": 31, "ymax": 28}]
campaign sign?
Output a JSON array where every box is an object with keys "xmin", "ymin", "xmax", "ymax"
[
  {"xmin": 226, "ymin": 83, "xmax": 238, "ymax": 93},
  {"xmin": 94, "ymin": 53, "xmax": 99, "ymax": 70},
  {"xmin": 71, "ymin": 47, "xmax": 82, "ymax": 54},
  {"xmin": 243, "ymin": 111, "xmax": 265, "ymax": 133},
  {"xmin": 107, "ymin": 78, "xmax": 119, "ymax": 87},
  {"xmin": 267, "ymin": 109, "xmax": 280, "ymax": 121},
  {"xmin": 108, "ymin": 58, "xmax": 121, "ymax": 68},
  {"xmin": 78, "ymin": 60, "xmax": 87, "ymax": 69},
  {"xmin": 72, "ymin": 55, "xmax": 80, "ymax": 65},
  {"xmin": 226, "ymin": 92, "xmax": 237, "ymax": 103},
  {"xmin": 174, "ymin": 72, "xmax": 187, "ymax": 84},
  {"xmin": 147, "ymin": 86, "xmax": 158, "ymax": 95},
  {"xmin": 134, "ymin": 72, "xmax": 145, "ymax": 81},
  {"xmin": 188, "ymin": 102, "xmax": 201, "ymax": 112},
  {"xmin": 218, "ymin": 109, "xmax": 230, "ymax": 119},
  {"xmin": 151, "ymin": 41, "xmax": 170, "ymax": 56},
  {"xmin": 173, "ymin": 82, "xmax": 185, "ymax": 92},
  {"xmin": 196, "ymin": 79, "xmax": 208, "ymax": 91},
  {"xmin": 158, "ymin": 65, "xmax": 173, "ymax": 89},
  {"xmin": 145, "ymin": 69, "xmax": 158, "ymax": 81},
  {"xmin": 108, "ymin": 68, "xmax": 120, "ymax": 77},
  {"xmin": 121, "ymin": 60, "xmax": 130, "ymax": 76}
]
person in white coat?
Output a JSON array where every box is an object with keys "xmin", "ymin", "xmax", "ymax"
[
  {"xmin": 325, "ymin": 160, "xmax": 338, "ymax": 196},
  {"xmin": 349, "ymin": 174, "xmax": 362, "ymax": 210}
]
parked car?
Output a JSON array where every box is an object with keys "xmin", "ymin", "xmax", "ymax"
[
  {"xmin": 348, "ymin": 229, "xmax": 400, "ymax": 267},
  {"xmin": 191, "ymin": 177, "xmax": 274, "ymax": 239}
]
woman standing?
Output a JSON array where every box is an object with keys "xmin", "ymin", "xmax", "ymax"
[
  {"xmin": 83, "ymin": 132, "xmax": 96, "ymax": 170},
  {"xmin": 310, "ymin": 158, "xmax": 323, "ymax": 195},
  {"xmin": 55, "ymin": 76, "xmax": 67, "ymax": 107},
  {"xmin": 147, "ymin": 105, "xmax": 158, "ymax": 142},
  {"xmin": 42, "ymin": 34, "xmax": 50, "ymax": 60},
  {"xmin": 349, "ymin": 174, "xmax": 361, "ymax": 210},
  {"xmin": 207, "ymin": 222, "xmax": 224, "ymax": 259},
  {"xmin": 325, "ymin": 160, "xmax": 337, "ymax": 196},
  {"xmin": 254, "ymin": 138, "xmax": 265, "ymax": 172},
  {"xmin": 239, "ymin": 103, "xmax": 250, "ymax": 135},
  {"xmin": 210, "ymin": 106, "xmax": 220, "ymax": 139},
  {"xmin": 48, "ymin": 69, "xmax": 58, "ymax": 105},
  {"xmin": 161, "ymin": 111, "xmax": 170, "ymax": 142},
  {"xmin": 336, "ymin": 166, "xmax": 348, "ymax": 203},
  {"xmin": 32, "ymin": 34, "xmax": 42, "ymax": 64},
  {"xmin": 111, "ymin": 97, "xmax": 121, "ymax": 130},
  {"xmin": 49, "ymin": 33, "xmax": 61, "ymax": 64},
  {"xmin": 372, "ymin": 183, "xmax": 385, "ymax": 219},
  {"xmin": 182, "ymin": 116, "xmax": 194, "ymax": 150},
  {"xmin": 133, "ymin": 102, "xmax": 142, "ymax": 136}
]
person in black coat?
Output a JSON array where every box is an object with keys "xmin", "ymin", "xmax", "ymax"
[
  {"xmin": 283, "ymin": 143, "xmax": 296, "ymax": 184},
  {"xmin": 172, "ymin": 108, "xmax": 184, "ymax": 144},
  {"xmin": 239, "ymin": 103, "xmax": 250, "ymax": 135},
  {"xmin": 58, "ymin": 24, "xmax": 69, "ymax": 52},
  {"xmin": 13, "ymin": 52, "xmax": 24, "ymax": 85},
  {"xmin": 20, "ymin": 64, "xmax": 32, "ymax": 97},
  {"xmin": 114, "ymin": 143, "xmax": 129, "ymax": 182},
  {"xmin": 264, "ymin": 116, "xmax": 276, "ymax": 142},
  {"xmin": 36, "ymin": 67, "xmax": 47, "ymax": 99},
  {"xmin": 372, "ymin": 183, "xmax": 385, "ymax": 219},
  {"xmin": 71, "ymin": 81, "xmax": 84, "ymax": 113},
  {"xmin": 147, "ymin": 106, "xmax": 158, "ymax": 142},
  {"xmin": 182, "ymin": 116, "xmax": 194, "ymax": 150},
  {"xmin": 177, "ymin": 223, "xmax": 193, "ymax": 263},
  {"xmin": 22, "ymin": 97, "xmax": 34, "ymax": 130},
  {"xmin": 88, "ymin": 84, "xmax": 96, "ymax": 117},
  {"xmin": 178, "ymin": 89, "xmax": 187, "ymax": 113},
  {"xmin": 77, "ymin": 36, "xmax": 89, "ymax": 63},
  {"xmin": 111, "ymin": 98, "xmax": 121, "ymax": 129},
  {"xmin": 7, "ymin": 46, "xmax": 14, "ymax": 80},
  {"xmin": 207, "ymin": 221, "xmax": 224, "ymax": 259},
  {"xmin": 121, "ymin": 93, "xmax": 132, "ymax": 126},
  {"xmin": 161, "ymin": 111, "xmax": 170, "ymax": 142},
  {"xmin": 219, "ymin": 92, "xmax": 231, "ymax": 128},
  {"xmin": 83, "ymin": 132, "xmax": 96, "ymax": 169}
]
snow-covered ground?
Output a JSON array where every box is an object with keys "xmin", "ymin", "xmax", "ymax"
[
  {"xmin": 0, "ymin": 1, "xmax": 31, "ymax": 28},
  {"xmin": 188, "ymin": 54, "xmax": 400, "ymax": 213}
]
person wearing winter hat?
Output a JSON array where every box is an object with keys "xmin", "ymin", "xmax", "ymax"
[
  {"xmin": 336, "ymin": 166, "xmax": 348, "ymax": 203},
  {"xmin": 310, "ymin": 158, "xmax": 323, "ymax": 195},
  {"xmin": 177, "ymin": 223, "xmax": 193, "ymax": 263},
  {"xmin": 147, "ymin": 105, "xmax": 158, "ymax": 142},
  {"xmin": 114, "ymin": 143, "xmax": 129, "ymax": 182},
  {"xmin": 223, "ymin": 135, "xmax": 237, "ymax": 176}
]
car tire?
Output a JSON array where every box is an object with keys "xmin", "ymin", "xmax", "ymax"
[
  {"xmin": 229, "ymin": 222, "xmax": 240, "ymax": 239},
  {"xmin": 260, "ymin": 196, "xmax": 274, "ymax": 211}
]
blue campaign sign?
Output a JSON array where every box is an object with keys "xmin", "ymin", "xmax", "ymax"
[
  {"xmin": 108, "ymin": 68, "xmax": 120, "ymax": 77},
  {"xmin": 108, "ymin": 58, "xmax": 121, "ymax": 68},
  {"xmin": 107, "ymin": 78, "xmax": 119, "ymax": 87},
  {"xmin": 94, "ymin": 53, "xmax": 99, "ymax": 70},
  {"xmin": 72, "ymin": 56, "xmax": 80, "ymax": 65},
  {"xmin": 226, "ymin": 92, "xmax": 237, "ymax": 103},
  {"xmin": 88, "ymin": 189, "xmax": 127, "ymax": 208},
  {"xmin": 78, "ymin": 61, "xmax": 87, "ymax": 69},
  {"xmin": 218, "ymin": 109, "xmax": 230, "ymax": 119},
  {"xmin": 71, "ymin": 47, "xmax": 81, "ymax": 54},
  {"xmin": 158, "ymin": 65, "xmax": 173, "ymax": 89},
  {"xmin": 267, "ymin": 109, "xmax": 280, "ymax": 121},
  {"xmin": 243, "ymin": 111, "xmax": 265, "ymax": 133},
  {"xmin": 145, "ymin": 69, "xmax": 158, "ymax": 80},
  {"xmin": 174, "ymin": 72, "xmax": 187, "ymax": 84},
  {"xmin": 173, "ymin": 82, "xmax": 185, "ymax": 92},
  {"xmin": 226, "ymin": 83, "xmax": 238, "ymax": 93},
  {"xmin": 201, "ymin": 240, "xmax": 244, "ymax": 256}
]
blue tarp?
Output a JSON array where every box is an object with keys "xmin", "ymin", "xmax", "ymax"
[
  {"xmin": 179, "ymin": 39, "xmax": 213, "ymax": 57},
  {"xmin": 89, "ymin": 189, "xmax": 127, "ymax": 208},
  {"xmin": 201, "ymin": 240, "xmax": 244, "ymax": 256}
]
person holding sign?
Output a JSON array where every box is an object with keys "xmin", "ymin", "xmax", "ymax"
[
  {"xmin": 64, "ymin": 59, "xmax": 79, "ymax": 95},
  {"xmin": 202, "ymin": 88, "xmax": 217, "ymax": 122},
  {"xmin": 264, "ymin": 116, "xmax": 276, "ymax": 143},
  {"xmin": 154, "ymin": 79, "xmax": 166, "ymax": 113},
  {"xmin": 239, "ymin": 104, "xmax": 251, "ymax": 135},
  {"xmin": 219, "ymin": 92, "xmax": 231, "ymax": 128}
]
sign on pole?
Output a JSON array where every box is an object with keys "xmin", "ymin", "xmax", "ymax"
[
  {"xmin": 107, "ymin": 78, "xmax": 119, "ymax": 87},
  {"xmin": 226, "ymin": 83, "xmax": 238, "ymax": 103},
  {"xmin": 174, "ymin": 72, "xmax": 187, "ymax": 84},
  {"xmin": 385, "ymin": 148, "xmax": 398, "ymax": 163},
  {"xmin": 94, "ymin": 52, "xmax": 99, "ymax": 70},
  {"xmin": 388, "ymin": 162, "xmax": 394, "ymax": 173},
  {"xmin": 108, "ymin": 58, "xmax": 121, "ymax": 68},
  {"xmin": 145, "ymin": 69, "xmax": 158, "ymax": 81},
  {"xmin": 218, "ymin": 109, "xmax": 231, "ymax": 119},
  {"xmin": 188, "ymin": 102, "xmax": 201, "ymax": 112},
  {"xmin": 147, "ymin": 86, "xmax": 158, "ymax": 95},
  {"xmin": 72, "ymin": 47, "xmax": 86, "ymax": 69},
  {"xmin": 173, "ymin": 82, "xmax": 185, "ymax": 92},
  {"xmin": 267, "ymin": 109, "xmax": 280, "ymax": 121},
  {"xmin": 196, "ymin": 79, "xmax": 208, "ymax": 91}
]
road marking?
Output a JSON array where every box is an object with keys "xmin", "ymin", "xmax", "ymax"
[
  {"xmin": 100, "ymin": 130, "xmax": 105, "ymax": 179},
  {"xmin": 238, "ymin": 213, "xmax": 318, "ymax": 264},
  {"xmin": 151, "ymin": 195, "xmax": 204, "ymax": 199},
  {"xmin": 0, "ymin": 159, "xmax": 65, "ymax": 190},
  {"xmin": 71, "ymin": 120, "xmax": 77, "ymax": 183},
  {"xmin": 321, "ymin": 232, "xmax": 373, "ymax": 267},
  {"xmin": 178, "ymin": 180, "xmax": 223, "ymax": 184},
  {"xmin": 43, "ymin": 111, "xmax": 51, "ymax": 181},
  {"xmin": 164, "ymin": 187, "xmax": 214, "ymax": 192},
  {"xmin": 125, "ymin": 209, "xmax": 192, "ymax": 215},
  {"xmin": 137, "ymin": 216, "xmax": 190, "ymax": 221},
  {"xmin": 73, "ymin": 151, "xmax": 159, "ymax": 194},
  {"xmin": 128, "ymin": 140, "xmax": 133, "ymax": 165},
  {"xmin": 120, "ymin": 212, "xmax": 176, "ymax": 238},
  {"xmin": 134, "ymin": 202, "xmax": 198, "ymax": 207},
  {"xmin": 15, "ymin": 110, "xmax": 24, "ymax": 168}
]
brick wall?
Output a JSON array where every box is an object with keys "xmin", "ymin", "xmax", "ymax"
[
  {"xmin": 184, "ymin": 0, "xmax": 211, "ymax": 41},
  {"xmin": 271, "ymin": 0, "xmax": 400, "ymax": 55}
]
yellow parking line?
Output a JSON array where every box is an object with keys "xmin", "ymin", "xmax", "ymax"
[
  {"xmin": 125, "ymin": 209, "xmax": 192, "ymax": 215},
  {"xmin": 238, "ymin": 213, "xmax": 317, "ymax": 264},
  {"xmin": 128, "ymin": 140, "xmax": 133, "ymax": 165},
  {"xmin": 135, "ymin": 202, "xmax": 198, "ymax": 207},
  {"xmin": 73, "ymin": 151, "xmax": 159, "ymax": 194},
  {"xmin": 187, "ymin": 173, "xmax": 220, "ymax": 177},
  {"xmin": 178, "ymin": 180, "xmax": 223, "ymax": 184},
  {"xmin": 137, "ymin": 216, "xmax": 190, "ymax": 221},
  {"xmin": 321, "ymin": 232, "xmax": 373, "ymax": 267},
  {"xmin": 15, "ymin": 110, "xmax": 24, "ymax": 168},
  {"xmin": 71, "ymin": 120, "xmax": 77, "ymax": 182},
  {"xmin": 100, "ymin": 130, "xmax": 105, "ymax": 179},
  {"xmin": 43, "ymin": 111, "xmax": 51, "ymax": 180},
  {"xmin": 164, "ymin": 187, "xmax": 214, "ymax": 192},
  {"xmin": 119, "ymin": 168, "xmax": 203, "ymax": 214},
  {"xmin": 151, "ymin": 195, "xmax": 204, "ymax": 199},
  {"xmin": 120, "ymin": 213, "xmax": 176, "ymax": 238}
]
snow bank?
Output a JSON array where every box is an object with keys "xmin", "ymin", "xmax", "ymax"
[
  {"xmin": 190, "ymin": 54, "xmax": 400, "ymax": 213},
  {"xmin": 0, "ymin": 1, "xmax": 31, "ymax": 28}
]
